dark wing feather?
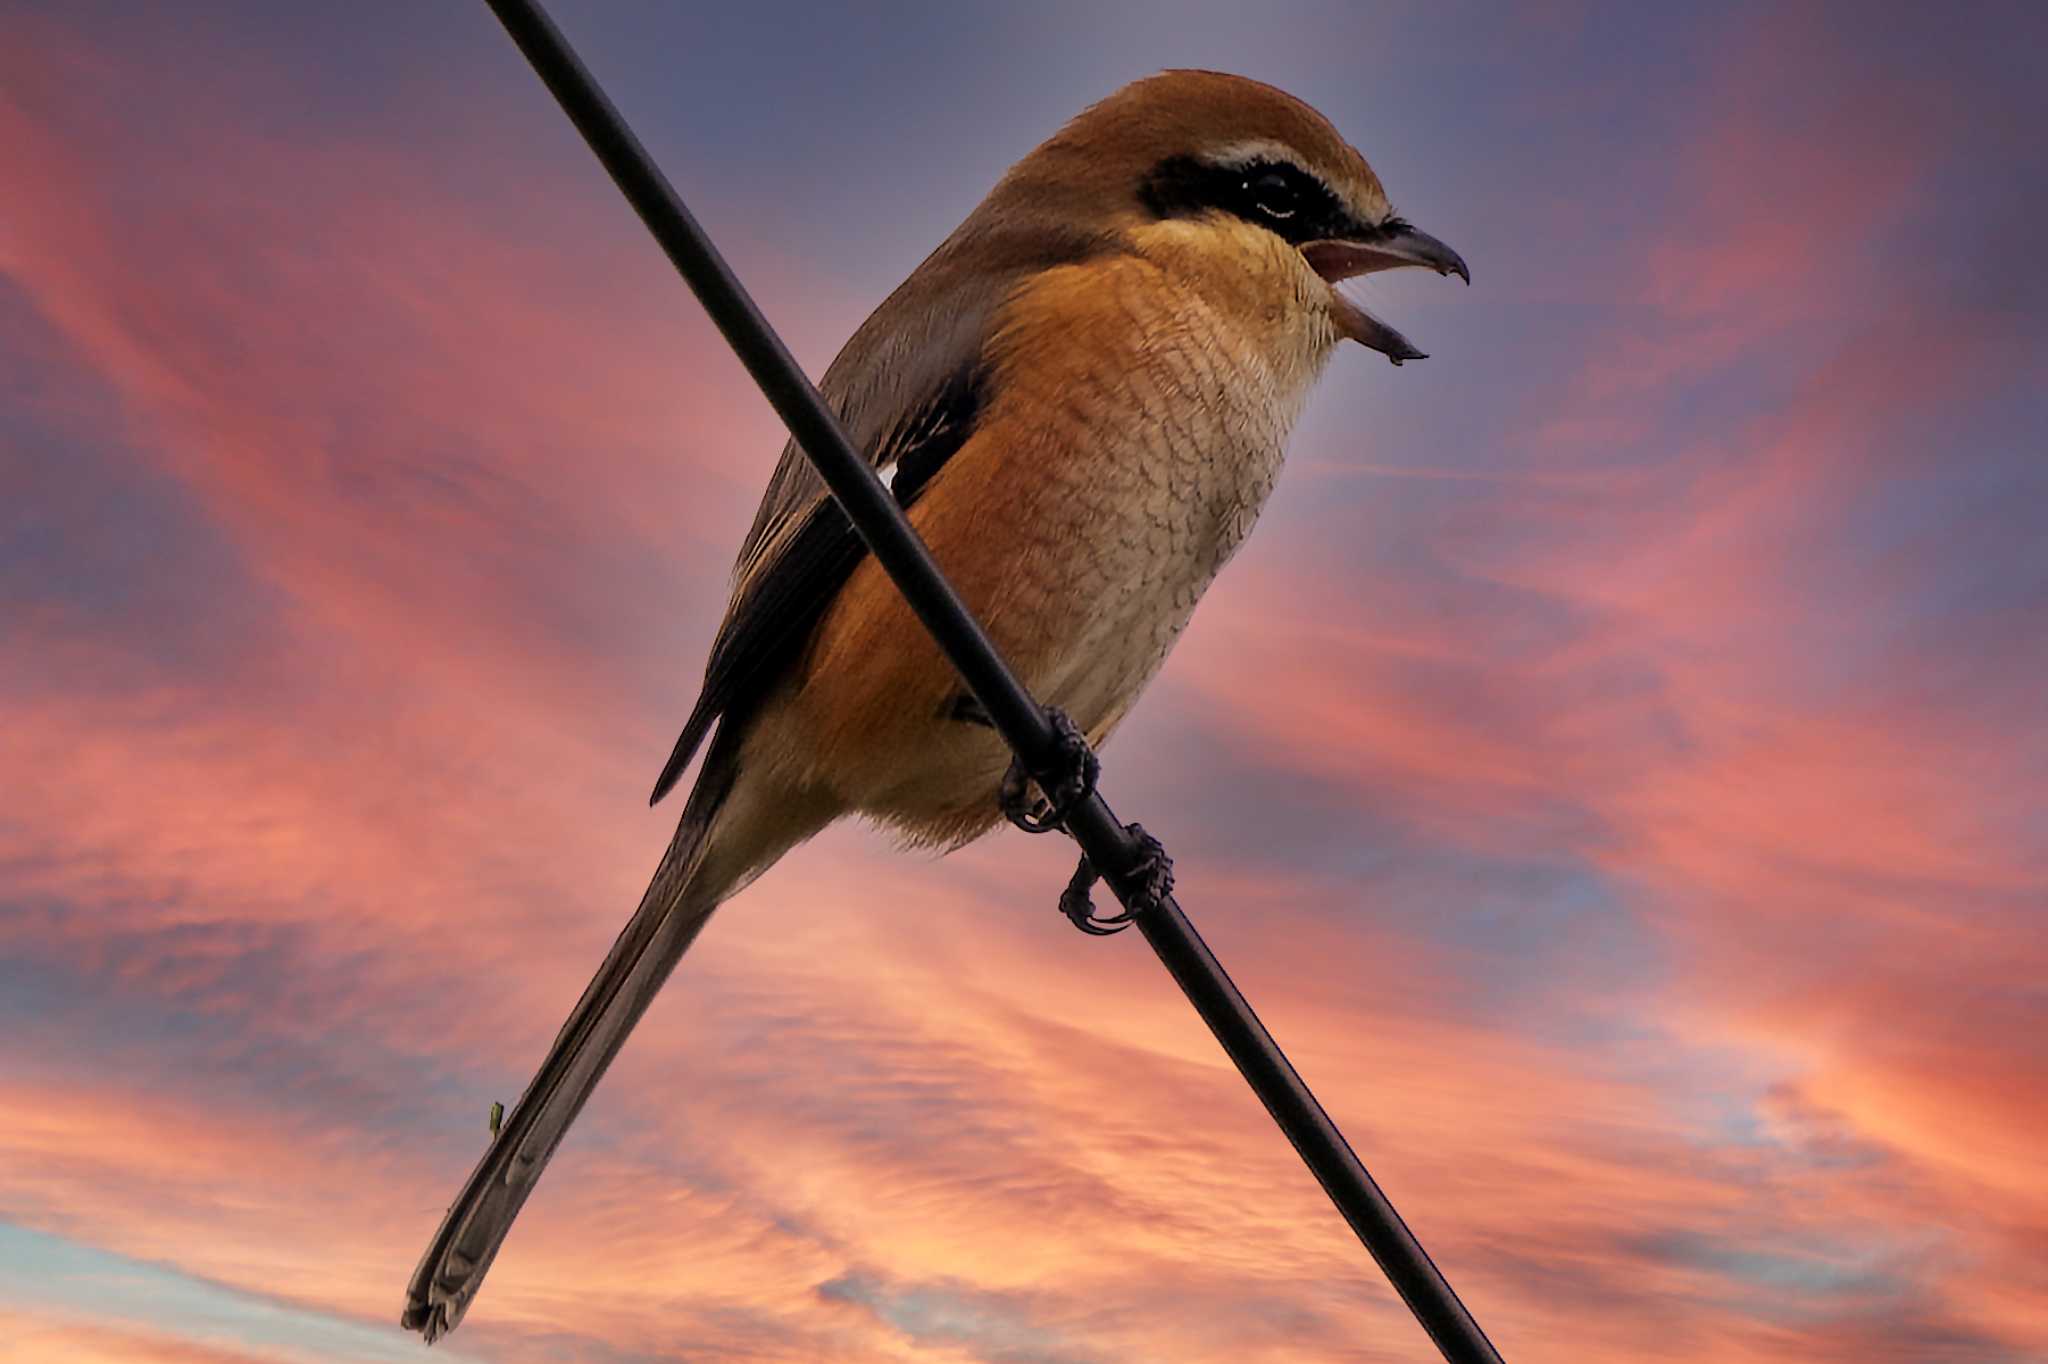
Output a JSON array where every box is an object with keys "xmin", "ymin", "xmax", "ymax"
[
  {"xmin": 647, "ymin": 364, "xmax": 985, "ymax": 804},
  {"xmin": 648, "ymin": 215, "xmax": 1113, "ymax": 807}
]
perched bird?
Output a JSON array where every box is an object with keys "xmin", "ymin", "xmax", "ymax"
[{"xmin": 405, "ymin": 68, "xmax": 1465, "ymax": 1340}]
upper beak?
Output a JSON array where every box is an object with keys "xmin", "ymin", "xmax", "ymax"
[{"xmin": 1301, "ymin": 224, "xmax": 1469, "ymax": 366}]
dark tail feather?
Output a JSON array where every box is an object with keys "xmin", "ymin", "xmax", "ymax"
[{"xmin": 402, "ymin": 819, "xmax": 720, "ymax": 1342}]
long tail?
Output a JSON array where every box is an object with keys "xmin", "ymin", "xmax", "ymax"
[{"xmin": 403, "ymin": 755, "xmax": 772, "ymax": 1341}]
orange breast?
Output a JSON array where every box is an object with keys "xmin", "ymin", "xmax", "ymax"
[{"xmin": 771, "ymin": 234, "xmax": 1330, "ymax": 842}]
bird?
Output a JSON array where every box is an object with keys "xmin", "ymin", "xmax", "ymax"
[{"xmin": 404, "ymin": 67, "xmax": 1466, "ymax": 1341}]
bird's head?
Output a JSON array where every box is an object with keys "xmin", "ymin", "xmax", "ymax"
[{"xmin": 985, "ymin": 69, "xmax": 1467, "ymax": 365}]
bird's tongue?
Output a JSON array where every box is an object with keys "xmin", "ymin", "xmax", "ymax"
[{"xmin": 1331, "ymin": 283, "xmax": 1426, "ymax": 365}]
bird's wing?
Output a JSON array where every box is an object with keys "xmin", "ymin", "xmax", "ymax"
[{"xmin": 650, "ymin": 221, "xmax": 1108, "ymax": 805}]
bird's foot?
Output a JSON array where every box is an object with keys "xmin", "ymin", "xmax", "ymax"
[
  {"xmin": 1059, "ymin": 823, "xmax": 1173, "ymax": 935},
  {"xmin": 1000, "ymin": 707, "xmax": 1099, "ymax": 834}
]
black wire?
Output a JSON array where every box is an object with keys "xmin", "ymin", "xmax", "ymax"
[{"xmin": 478, "ymin": 3, "xmax": 1506, "ymax": 1360}]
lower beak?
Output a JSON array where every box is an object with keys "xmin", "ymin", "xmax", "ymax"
[{"xmin": 1301, "ymin": 225, "xmax": 1469, "ymax": 366}]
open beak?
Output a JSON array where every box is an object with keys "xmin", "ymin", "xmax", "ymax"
[{"xmin": 1301, "ymin": 224, "xmax": 1469, "ymax": 366}]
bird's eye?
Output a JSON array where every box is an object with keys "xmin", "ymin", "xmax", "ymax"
[{"xmin": 1247, "ymin": 171, "xmax": 1299, "ymax": 220}]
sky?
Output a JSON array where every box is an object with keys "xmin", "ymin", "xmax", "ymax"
[{"xmin": 2, "ymin": 1, "xmax": 2044, "ymax": 1361}]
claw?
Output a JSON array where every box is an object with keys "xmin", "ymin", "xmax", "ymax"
[{"xmin": 1000, "ymin": 708, "xmax": 1099, "ymax": 834}]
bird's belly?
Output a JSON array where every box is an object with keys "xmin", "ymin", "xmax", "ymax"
[
  {"xmin": 810, "ymin": 418, "xmax": 1288, "ymax": 844},
  {"xmin": 1031, "ymin": 427, "xmax": 1285, "ymax": 734},
  {"xmin": 782, "ymin": 271, "xmax": 1322, "ymax": 846}
]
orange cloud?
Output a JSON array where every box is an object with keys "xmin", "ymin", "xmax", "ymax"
[{"xmin": 0, "ymin": 1314, "xmax": 277, "ymax": 1364}]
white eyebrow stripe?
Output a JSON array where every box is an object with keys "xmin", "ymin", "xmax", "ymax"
[{"xmin": 1208, "ymin": 137, "xmax": 1309, "ymax": 170}]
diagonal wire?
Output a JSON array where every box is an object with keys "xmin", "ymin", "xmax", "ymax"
[{"xmin": 474, "ymin": 2, "xmax": 1506, "ymax": 1360}]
